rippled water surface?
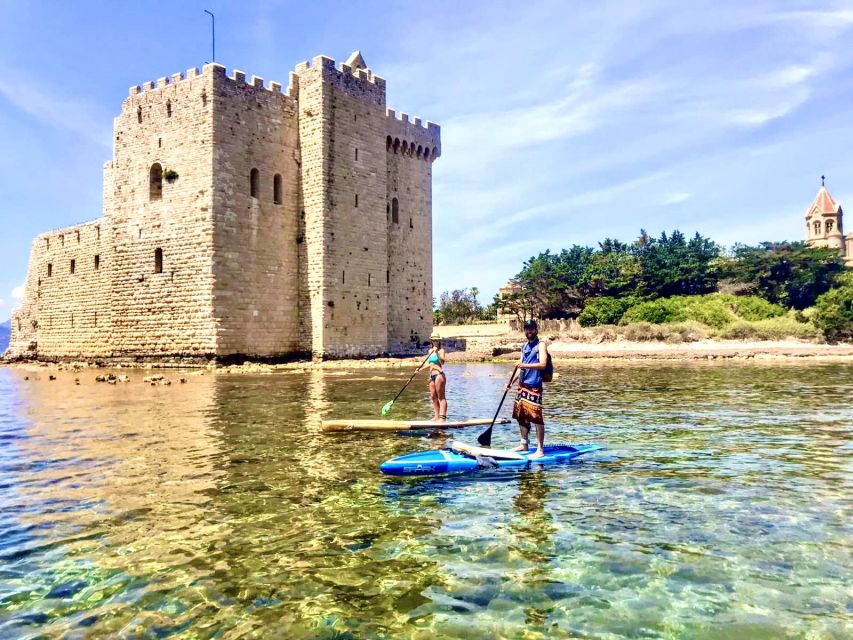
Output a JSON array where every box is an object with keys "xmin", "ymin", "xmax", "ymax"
[{"xmin": 0, "ymin": 362, "xmax": 850, "ymax": 639}]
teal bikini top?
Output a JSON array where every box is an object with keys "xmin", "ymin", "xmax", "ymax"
[{"xmin": 427, "ymin": 351, "xmax": 441, "ymax": 365}]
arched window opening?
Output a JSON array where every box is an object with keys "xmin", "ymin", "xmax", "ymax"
[
  {"xmin": 273, "ymin": 173, "xmax": 283, "ymax": 204},
  {"xmin": 401, "ymin": 141, "xmax": 408, "ymax": 155},
  {"xmin": 149, "ymin": 163, "xmax": 163, "ymax": 201},
  {"xmin": 417, "ymin": 145, "xmax": 423, "ymax": 158},
  {"xmin": 827, "ymin": 220, "xmax": 834, "ymax": 233},
  {"xmin": 814, "ymin": 220, "xmax": 821, "ymax": 235},
  {"xmin": 393, "ymin": 138, "xmax": 400, "ymax": 154},
  {"xmin": 250, "ymin": 168, "xmax": 259, "ymax": 198},
  {"xmin": 137, "ymin": 106, "xmax": 143, "ymax": 123},
  {"xmin": 166, "ymin": 100, "xmax": 172, "ymax": 117},
  {"xmin": 391, "ymin": 197, "xmax": 399, "ymax": 224},
  {"xmin": 154, "ymin": 248, "xmax": 163, "ymax": 274},
  {"xmin": 386, "ymin": 136, "xmax": 392, "ymax": 151}
]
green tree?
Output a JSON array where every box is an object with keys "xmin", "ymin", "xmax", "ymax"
[
  {"xmin": 727, "ymin": 242, "xmax": 844, "ymax": 309},
  {"xmin": 435, "ymin": 289, "xmax": 482, "ymax": 324}
]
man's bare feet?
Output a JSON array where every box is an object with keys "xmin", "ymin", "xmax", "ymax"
[
  {"xmin": 529, "ymin": 449, "xmax": 545, "ymax": 460},
  {"xmin": 511, "ymin": 442, "xmax": 529, "ymax": 452}
]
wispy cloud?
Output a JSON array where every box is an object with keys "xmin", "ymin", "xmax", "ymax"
[
  {"xmin": 0, "ymin": 62, "xmax": 109, "ymax": 146},
  {"xmin": 662, "ymin": 192, "xmax": 692, "ymax": 206}
]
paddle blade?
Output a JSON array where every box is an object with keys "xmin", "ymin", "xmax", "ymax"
[
  {"xmin": 380, "ymin": 401, "xmax": 394, "ymax": 416},
  {"xmin": 477, "ymin": 426, "xmax": 493, "ymax": 447}
]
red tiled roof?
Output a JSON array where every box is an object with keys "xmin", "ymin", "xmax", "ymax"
[{"xmin": 810, "ymin": 186, "xmax": 840, "ymax": 215}]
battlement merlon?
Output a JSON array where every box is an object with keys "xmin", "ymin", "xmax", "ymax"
[
  {"xmin": 385, "ymin": 108, "xmax": 441, "ymax": 157},
  {"xmin": 292, "ymin": 54, "xmax": 386, "ymax": 105},
  {"xmin": 124, "ymin": 63, "xmax": 291, "ymax": 103}
]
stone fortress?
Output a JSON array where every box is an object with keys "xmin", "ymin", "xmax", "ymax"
[
  {"xmin": 7, "ymin": 51, "xmax": 440, "ymax": 361},
  {"xmin": 805, "ymin": 178, "xmax": 853, "ymax": 267}
]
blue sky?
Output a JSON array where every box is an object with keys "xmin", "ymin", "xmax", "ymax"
[{"xmin": 2, "ymin": 0, "xmax": 853, "ymax": 319}]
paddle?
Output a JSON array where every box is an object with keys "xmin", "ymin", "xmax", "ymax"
[
  {"xmin": 381, "ymin": 353, "xmax": 431, "ymax": 416},
  {"xmin": 477, "ymin": 366, "xmax": 518, "ymax": 447}
]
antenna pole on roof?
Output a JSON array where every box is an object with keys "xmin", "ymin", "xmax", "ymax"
[{"xmin": 204, "ymin": 10, "xmax": 216, "ymax": 63}]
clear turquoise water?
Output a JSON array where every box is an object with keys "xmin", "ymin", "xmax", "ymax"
[{"xmin": 0, "ymin": 362, "xmax": 850, "ymax": 639}]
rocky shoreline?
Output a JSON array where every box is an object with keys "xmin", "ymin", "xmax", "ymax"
[{"xmin": 4, "ymin": 336, "xmax": 853, "ymax": 376}]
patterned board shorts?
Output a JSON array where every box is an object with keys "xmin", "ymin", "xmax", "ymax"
[{"xmin": 512, "ymin": 384, "xmax": 543, "ymax": 426}]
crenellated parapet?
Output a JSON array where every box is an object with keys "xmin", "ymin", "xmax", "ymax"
[
  {"xmin": 293, "ymin": 54, "xmax": 386, "ymax": 106},
  {"xmin": 122, "ymin": 63, "xmax": 296, "ymax": 115},
  {"xmin": 385, "ymin": 109, "xmax": 440, "ymax": 161}
]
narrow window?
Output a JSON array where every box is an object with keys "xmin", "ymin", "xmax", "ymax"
[
  {"xmin": 342, "ymin": 270, "xmax": 346, "ymax": 284},
  {"xmin": 368, "ymin": 273, "xmax": 372, "ymax": 286},
  {"xmin": 45, "ymin": 238, "xmax": 49, "ymax": 250},
  {"xmin": 392, "ymin": 197, "xmax": 399, "ymax": 224},
  {"xmin": 154, "ymin": 248, "xmax": 163, "ymax": 274},
  {"xmin": 158, "ymin": 137, "xmax": 162, "ymax": 148},
  {"xmin": 96, "ymin": 225, "xmax": 100, "ymax": 240},
  {"xmin": 250, "ymin": 168, "xmax": 259, "ymax": 198},
  {"xmin": 137, "ymin": 106, "xmax": 142, "ymax": 123},
  {"xmin": 410, "ymin": 217, "xmax": 413, "ymax": 229},
  {"xmin": 386, "ymin": 136, "xmax": 392, "ymax": 151},
  {"xmin": 166, "ymin": 100, "xmax": 172, "ymax": 117},
  {"xmin": 355, "ymin": 193, "xmax": 359, "ymax": 208},
  {"xmin": 814, "ymin": 220, "xmax": 821, "ymax": 235},
  {"xmin": 60, "ymin": 235, "xmax": 65, "ymax": 247},
  {"xmin": 94, "ymin": 255, "xmax": 100, "ymax": 270},
  {"xmin": 273, "ymin": 173, "xmax": 282, "ymax": 204},
  {"xmin": 71, "ymin": 312, "xmax": 74, "ymax": 329},
  {"xmin": 70, "ymin": 259, "xmax": 75, "ymax": 274},
  {"xmin": 355, "ymin": 148, "xmax": 359, "ymax": 161},
  {"xmin": 827, "ymin": 220, "xmax": 834, "ymax": 233},
  {"xmin": 47, "ymin": 263, "xmax": 53, "ymax": 277},
  {"xmin": 150, "ymin": 163, "xmax": 163, "ymax": 201},
  {"xmin": 76, "ymin": 231, "xmax": 80, "ymax": 243},
  {"xmin": 94, "ymin": 311, "xmax": 97, "ymax": 327},
  {"xmin": 386, "ymin": 269, "xmax": 390, "ymax": 284},
  {"xmin": 201, "ymin": 90, "xmax": 208, "ymax": 106}
]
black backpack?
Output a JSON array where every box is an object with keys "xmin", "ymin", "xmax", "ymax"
[{"xmin": 543, "ymin": 352, "xmax": 554, "ymax": 383}]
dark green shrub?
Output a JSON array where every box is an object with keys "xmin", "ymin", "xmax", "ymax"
[
  {"xmin": 813, "ymin": 276, "xmax": 853, "ymax": 342},
  {"xmin": 578, "ymin": 296, "xmax": 636, "ymax": 327}
]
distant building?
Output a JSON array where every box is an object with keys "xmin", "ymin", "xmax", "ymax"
[
  {"xmin": 496, "ymin": 281, "xmax": 521, "ymax": 323},
  {"xmin": 8, "ymin": 51, "xmax": 440, "ymax": 361},
  {"xmin": 805, "ymin": 179, "xmax": 853, "ymax": 267}
]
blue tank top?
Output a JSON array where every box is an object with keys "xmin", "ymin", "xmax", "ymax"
[{"xmin": 519, "ymin": 339, "xmax": 543, "ymax": 389}]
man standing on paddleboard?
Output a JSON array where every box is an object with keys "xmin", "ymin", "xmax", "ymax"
[{"xmin": 506, "ymin": 320, "xmax": 551, "ymax": 459}]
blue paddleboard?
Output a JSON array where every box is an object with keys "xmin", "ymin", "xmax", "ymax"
[{"xmin": 379, "ymin": 443, "xmax": 601, "ymax": 476}]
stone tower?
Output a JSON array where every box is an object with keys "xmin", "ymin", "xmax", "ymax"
[
  {"xmin": 7, "ymin": 52, "xmax": 440, "ymax": 361},
  {"xmin": 805, "ymin": 178, "xmax": 852, "ymax": 267}
]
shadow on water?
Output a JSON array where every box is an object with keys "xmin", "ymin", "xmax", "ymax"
[{"xmin": 0, "ymin": 361, "xmax": 851, "ymax": 638}]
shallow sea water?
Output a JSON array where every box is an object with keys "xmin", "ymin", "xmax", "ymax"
[{"xmin": 0, "ymin": 361, "xmax": 850, "ymax": 639}]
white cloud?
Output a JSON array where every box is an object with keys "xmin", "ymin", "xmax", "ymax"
[
  {"xmin": 12, "ymin": 283, "xmax": 25, "ymax": 300},
  {"xmin": 0, "ymin": 299, "xmax": 5, "ymax": 307},
  {"xmin": 662, "ymin": 192, "xmax": 692, "ymax": 206},
  {"xmin": 0, "ymin": 63, "xmax": 109, "ymax": 146}
]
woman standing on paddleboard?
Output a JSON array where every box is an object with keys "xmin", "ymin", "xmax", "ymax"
[{"xmin": 416, "ymin": 333, "xmax": 447, "ymax": 422}]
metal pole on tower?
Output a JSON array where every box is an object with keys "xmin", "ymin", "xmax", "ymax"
[{"xmin": 204, "ymin": 10, "xmax": 215, "ymax": 63}]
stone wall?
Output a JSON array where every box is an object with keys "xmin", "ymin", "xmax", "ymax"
[
  {"xmin": 385, "ymin": 111, "xmax": 440, "ymax": 352},
  {"xmin": 9, "ymin": 220, "xmax": 109, "ymax": 358},
  {"xmin": 210, "ymin": 66, "xmax": 301, "ymax": 357},
  {"xmin": 107, "ymin": 66, "xmax": 218, "ymax": 357}
]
